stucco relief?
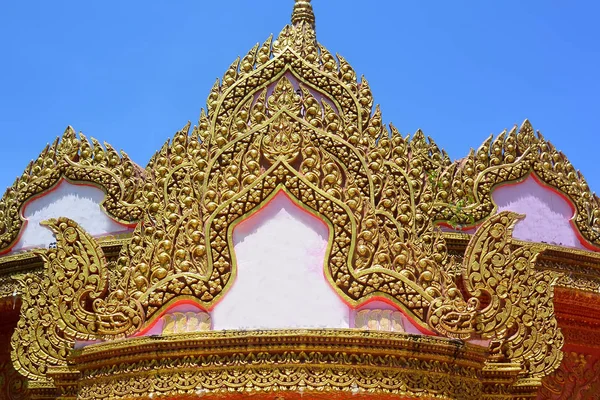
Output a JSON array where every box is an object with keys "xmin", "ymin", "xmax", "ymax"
[
  {"xmin": 6, "ymin": 0, "xmax": 571, "ymax": 394},
  {"xmin": 0, "ymin": 128, "xmax": 144, "ymax": 253},
  {"xmin": 539, "ymin": 351, "xmax": 600, "ymax": 400}
]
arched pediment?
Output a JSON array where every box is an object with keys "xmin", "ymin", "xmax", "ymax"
[
  {"xmin": 11, "ymin": 179, "xmax": 133, "ymax": 252},
  {"xmin": 7, "ymin": 2, "xmax": 576, "ymax": 396},
  {"xmin": 0, "ymin": 127, "xmax": 144, "ymax": 253},
  {"xmin": 205, "ymin": 21, "xmax": 373, "ymax": 148},
  {"xmin": 493, "ymin": 174, "xmax": 583, "ymax": 249},
  {"xmin": 115, "ymin": 73, "xmax": 454, "ymax": 331},
  {"xmin": 433, "ymin": 120, "xmax": 600, "ymax": 251}
]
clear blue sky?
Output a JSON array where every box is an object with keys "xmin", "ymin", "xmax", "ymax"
[{"xmin": 0, "ymin": 1, "xmax": 599, "ymax": 194}]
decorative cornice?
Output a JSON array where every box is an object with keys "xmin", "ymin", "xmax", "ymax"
[{"xmin": 63, "ymin": 330, "xmax": 516, "ymax": 400}]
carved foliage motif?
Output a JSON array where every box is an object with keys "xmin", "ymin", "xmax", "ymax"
[
  {"xmin": 432, "ymin": 121, "xmax": 600, "ymax": 248},
  {"xmin": 539, "ymin": 352, "xmax": 600, "ymax": 400},
  {"xmin": 114, "ymin": 26, "xmax": 465, "ymax": 329},
  {"xmin": 11, "ymin": 218, "xmax": 143, "ymax": 383},
  {"xmin": 459, "ymin": 213, "xmax": 563, "ymax": 378},
  {"xmin": 0, "ymin": 128, "xmax": 144, "ymax": 252},
  {"xmin": 112, "ymin": 24, "xmax": 459, "ymax": 325},
  {"xmin": 10, "ymin": 11, "xmax": 565, "ymax": 390}
]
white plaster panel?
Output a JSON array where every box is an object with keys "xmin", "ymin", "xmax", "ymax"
[
  {"xmin": 492, "ymin": 175, "xmax": 584, "ymax": 249},
  {"xmin": 12, "ymin": 180, "xmax": 131, "ymax": 252},
  {"xmin": 212, "ymin": 192, "xmax": 350, "ymax": 330}
]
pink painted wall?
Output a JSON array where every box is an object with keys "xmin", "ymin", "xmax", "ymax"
[
  {"xmin": 11, "ymin": 180, "xmax": 132, "ymax": 253},
  {"xmin": 211, "ymin": 191, "xmax": 351, "ymax": 330},
  {"xmin": 493, "ymin": 176, "xmax": 586, "ymax": 250}
]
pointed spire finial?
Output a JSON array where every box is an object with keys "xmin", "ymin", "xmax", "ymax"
[{"xmin": 292, "ymin": 0, "xmax": 315, "ymax": 30}]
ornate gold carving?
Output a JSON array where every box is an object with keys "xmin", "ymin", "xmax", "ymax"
[
  {"xmin": 539, "ymin": 352, "xmax": 600, "ymax": 399},
  {"xmin": 0, "ymin": 235, "xmax": 129, "ymax": 300},
  {"xmin": 0, "ymin": 127, "xmax": 144, "ymax": 253},
  {"xmin": 461, "ymin": 212, "xmax": 564, "ymax": 379},
  {"xmin": 445, "ymin": 232, "xmax": 600, "ymax": 294},
  {"xmin": 291, "ymin": 0, "xmax": 315, "ymax": 29},
  {"xmin": 70, "ymin": 330, "xmax": 489, "ymax": 400},
  {"xmin": 162, "ymin": 312, "xmax": 211, "ymax": 334},
  {"xmin": 8, "ymin": 2, "xmax": 567, "ymax": 392},
  {"xmin": 354, "ymin": 309, "xmax": 405, "ymax": 332},
  {"xmin": 433, "ymin": 121, "xmax": 600, "ymax": 249},
  {"xmin": 11, "ymin": 218, "xmax": 143, "ymax": 383}
]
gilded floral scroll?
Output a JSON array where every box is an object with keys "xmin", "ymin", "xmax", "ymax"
[
  {"xmin": 10, "ymin": 16, "xmax": 566, "ymax": 390},
  {"xmin": 432, "ymin": 120, "xmax": 600, "ymax": 248},
  {"xmin": 0, "ymin": 127, "xmax": 144, "ymax": 253},
  {"xmin": 11, "ymin": 217, "xmax": 143, "ymax": 383}
]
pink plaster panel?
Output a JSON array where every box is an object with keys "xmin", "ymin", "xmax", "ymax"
[
  {"xmin": 10, "ymin": 179, "xmax": 132, "ymax": 253},
  {"xmin": 211, "ymin": 191, "xmax": 351, "ymax": 330},
  {"xmin": 492, "ymin": 175, "xmax": 585, "ymax": 249}
]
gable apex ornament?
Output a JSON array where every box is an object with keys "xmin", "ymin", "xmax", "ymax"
[{"xmin": 292, "ymin": 0, "xmax": 316, "ymax": 30}]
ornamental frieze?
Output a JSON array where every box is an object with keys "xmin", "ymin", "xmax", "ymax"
[{"xmin": 539, "ymin": 351, "xmax": 600, "ymax": 399}]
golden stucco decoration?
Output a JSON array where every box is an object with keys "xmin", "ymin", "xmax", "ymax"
[
  {"xmin": 0, "ymin": 127, "xmax": 144, "ymax": 253},
  {"xmin": 432, "ymin": 120, "xmax": 600, "ymax": 248},
  {"xmin": 71, "ymin": 330, "xmax": 489, "ymax": 400},
  {"xmin": 6, "ymin": 0, "xmax": 574, "ymax": 396},
  {"xmin": 11, "ymin": 217, "xmax": 144, "ymax": 383}
]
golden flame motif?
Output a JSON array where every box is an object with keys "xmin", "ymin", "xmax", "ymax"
[
  {"xmin": 0, "ymin": 128, "xmax": 144, "ymax": 252},
  {"xmin": 4, "ymin": 2, "xmax": 576, "ymax": 397}
]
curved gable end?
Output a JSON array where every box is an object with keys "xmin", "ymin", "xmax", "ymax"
[
  {"xmin": 0, "ymin": 127, "xmax": 144, "ymax": 254},
  {"xmin": 1, "ymin": 2, "xmax": 599, "ymax": 399},
  {"xmin": 435, "ymin": 120, "xmax": 600, "ymax": 251}
]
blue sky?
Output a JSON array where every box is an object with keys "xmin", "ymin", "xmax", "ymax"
[{"xmin": 0, "ymin": 1, "xmax": 599, "ymax": 194}]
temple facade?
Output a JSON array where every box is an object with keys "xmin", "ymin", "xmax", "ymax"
[{"xmin": 1, "ymin": 1, "xmax": 600, "ymax": 399}]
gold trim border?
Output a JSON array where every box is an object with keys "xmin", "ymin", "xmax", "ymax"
[{"xmin": 68, "ymin": 329, "xmax": 491, "ymax": 400}]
